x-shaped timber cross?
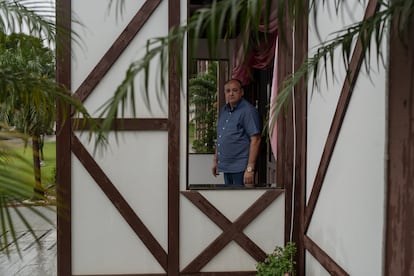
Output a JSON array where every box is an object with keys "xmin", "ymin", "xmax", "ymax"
[{"xmin": 181, "ymin": 190, "xmax": 282, "ymax": 273}]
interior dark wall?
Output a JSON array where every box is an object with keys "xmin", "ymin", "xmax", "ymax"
[{"xmin": 244, "ymin": 68, "xmax": 274, "ymax": 186}]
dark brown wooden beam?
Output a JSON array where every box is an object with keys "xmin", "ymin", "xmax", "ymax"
[
  {"xmin": 71, "ymin": 134, "xmax": 168, "ymax": 272},
  {"xmin": 276, "ymin": 0, "xmax": 294, "ymax": 247},
  {"xmin": 304, "ymin": 236, "xmax": 349, "ymax": 276},
  {"xmin": 385, "ymin": 7, "xmax": 414, "ymax": 275},
  {"xmin": 181, "ymin": 272, "xmax": 256, "ymax": 276},
  {"xmin": 73, "ymin": 0, "xmax": 162, "ymax": 103},
  {"xmin": 71, "ymin": 118, "xmax": 169, "ymax": 131},
  {"xmin": 304, "ymin": 0, "xmax": 380, "ymax": 232},
  {"xmin": 181, "ymin": 191, "xmax": 282, "ymax": 262},
  {"xmin": 55, "ymin": 0, "xmax": 72, "ymax": 275},
  {"xmin": 168, "ymin": 0, "xmax": 181, "ymax": 275},
  {"xmin": 293, "ymin": 1, "xmax": 308, "ymax": 275},
  {"xmin": 181, "ymin": 190, "xmax": 282, "ymax": 273},
  {"xmin": 75, "ymin": 274, "xmax": 166, "ymax": 276}
]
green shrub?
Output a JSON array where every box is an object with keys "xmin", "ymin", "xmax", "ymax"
[{"xmin": 256, "ymin": 242, "xmax": 296, "ymax": 276}]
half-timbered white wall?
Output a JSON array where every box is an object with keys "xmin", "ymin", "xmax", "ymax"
[
  {"xmin": 69, "ymin": 0, "xmax": 285, "ymax": 274},
  {"xmin": 179, "ymin": 3, "xmax": 285, "ymax": 272},
  {"xmin": 72, "ymin": 132, "xmax": 168, "ymax": 274},
  {"xmin": 72, "ymin": 0, "xmax": 169, "ymax": 118},
  {"xmin": 180, "ymin": 191, "xmax": 285, "ymax": 271},
  {"xmin": 306, "ymin": 1, "xmax": 386, "ymax": 275},
  {"xmin": 70, "ymin": 0, "xmax": 169, "ymax": 274}
]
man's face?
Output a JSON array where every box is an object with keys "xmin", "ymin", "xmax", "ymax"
[{"xmin": 224, "ymin": 80, "xmax": 244, "ymax": 107}]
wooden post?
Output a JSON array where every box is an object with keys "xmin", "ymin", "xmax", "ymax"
[{"xmin": 385, "ymin": 7, "xmax": 414, "ymax": 275}]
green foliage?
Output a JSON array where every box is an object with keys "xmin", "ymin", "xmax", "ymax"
[
  {"xmin": 0, "ymin": 32, "xmax": 55, "ymax": 136},
  {"xmin": 189, "ymin": 61, "xmax": 218, "ymax": 153},
  {"xmin": 9, "ymin": 141, "xmax": 56, "ymax": 186},
  {"xmin": 256, "ymin": 242, "xmax": 296, "ymax": 276},
  {"xmin": 0, "ymin": 1, "xmax": 92, "ymax": 258},
  {"xmin": 0, "ymin": 133, "xmax": 55, "ymax": 256},
  {"xmin": 273, "ymin": 0, "xmax": 414, "ymax": 121},
  {"xmin": 0, "ymin": 0, "xmax": 56, "ymax": 44},
  {"xmin": 107, "ymin": 0, "xmax": 414, "ymax": 138},
  {"xmin": 98, "ymin": 0, "xmax": 272, "ymax": 146},
  {"xmin": 0, "ymin": 32, "xmax": 57, "ymax": 199}
]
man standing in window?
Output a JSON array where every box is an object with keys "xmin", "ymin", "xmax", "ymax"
[{"xmin": 211, "ymin": 79, "xmax": 261, "ymax": 187}]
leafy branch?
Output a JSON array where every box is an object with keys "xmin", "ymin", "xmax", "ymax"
[
  {"xmin": 95, "ymin": 0, "xmax": 272, "ymax": 146},
  {"xmin": 0, "ymin": 0, "xmax": 56, "ymax": 43},
  {"xmin": 99, "ymin": 0, "xmax": 413, "ymax": 144},
  {"xmin": 272, "ymin": 0, "xmax": 413, "ymax": 122}
]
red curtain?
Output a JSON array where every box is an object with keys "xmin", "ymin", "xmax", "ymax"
[
  {"xmin": 231, "ymin": 3, "xmax": 278, "ymax": 85},
  {"xmin": 231, "ymin": 2, "xmax": 279, "ymax": 159}
]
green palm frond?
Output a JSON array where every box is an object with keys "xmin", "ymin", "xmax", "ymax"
[
  {"xmin": 0, "ymin": 128, "xmax": 54, "ymax": 256},
  {"xmin": 273, "ymin": 0, "xmax": 413, "ymax": 122},
  {"xmin": 0, "ymin": 0, "xmax": 83, "ymax": 53},
  {"xmin": 0, "ymin": 0, "xmax": 55, "ymax": 43},
  {"xmin": 104, "ymin": 0, "xmax": 413, "ymax": 136},
  {"xmin": 0, "ymin": 30, "xmax": 94, "ymax": 257},
  {"xmin": 98, "ymin": 0, "xmax": 270, "ymax": 142}
]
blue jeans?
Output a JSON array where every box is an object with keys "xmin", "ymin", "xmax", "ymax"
[{"xmin": 223, "ymin": 172, "xmax": 244, "ymax": 187}]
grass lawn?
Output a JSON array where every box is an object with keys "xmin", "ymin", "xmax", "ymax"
[
  {"xmin": 13, "ymin": 141, "xmax": 56, "ymax": 186},
  {"xmin": 6, "ymin": 140, "xmax": 57, "ymax": 202}
]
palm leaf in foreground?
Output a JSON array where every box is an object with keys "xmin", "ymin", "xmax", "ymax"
[
  {"xmin": 0, "ymin": 0, "xmax": 83, "ymax": 51},
  {"xmin": 0, "ymin": 133, "xmax": 54, "ymax": 257},
  {"xmin": 0, "ymin": 0, "xmax": 55, "ymax": 44},
  {"xmin": 271, "ymin": 0, "xmax": 414, "ymax": 126},
  {"xmin": 95, "ymin": 0, "xmax": 271, "ymax": 147},
  {"xmin": 103, "ymin": 0, "xmax": 413, "ymax": 137}
]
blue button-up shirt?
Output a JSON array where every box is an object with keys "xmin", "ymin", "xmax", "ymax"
[{"xmin": 216, "ymin": 98, "xmax": 261, "ymax": 173}]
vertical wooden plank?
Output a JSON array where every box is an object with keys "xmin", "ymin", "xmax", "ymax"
[
  {"xmin": 293, "ymin": 1, "xmax": 308, "ymax": 275},
  {"xmin": 168, "ymin": 0, "xmax": 181, "ymax": 275},
  {"xmin": 55, "ymin": 0, "xmax": 72, "ymax": 275},
  {"xmin": 385, "ymin": 10, "xmax": 414, "ymax": 276},
  {"xmin": 276, "ymin": 0, "xmax": 294, "ymax": 246}
]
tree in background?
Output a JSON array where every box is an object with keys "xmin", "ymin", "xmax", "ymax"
[
  {"xmin": 189, "ymin": 61, "xmax": 218, "ymax": 153},
  {"xmin": 0, "ymin": 0, "xmax": 412, "ymax": 259},
  {"xmin": 0, "ymin": 1, "xmax": 95, "ymax": 254},
  {"xmin": 0, "ymin": 32, "xmax": 56, "ymax": 199}
]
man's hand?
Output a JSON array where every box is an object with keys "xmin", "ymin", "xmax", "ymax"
[
  {"xmin": 244, "ymin": 170, "xmax": 254, "ymax": 186},
  {"xmin": 244, "ymin": 134, "xmax": 261, "ymax": 187},
  {"xmin": 211, "ymin": 162, "xmax": 219, "ymax": 177}
]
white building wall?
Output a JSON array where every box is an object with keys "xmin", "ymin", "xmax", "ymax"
[
  {"xmin": 306, "ymin": 1, "xmax": 387, "ymax": 275},
  {"xmin": 72, "ymin": 132, "xmax": 168, "ymax": 274},
  {"xmin": 70, "ymin": 0, "xmax": 169, "ymax": 274},
  {"xmin": 70, "ymin": 0, "xmax": 285, "ymax": 274},
  {"xmin": 71, "ymin": 0, "xmax": 169, "ymax": 118},
  {"xmin": 179, "ymin": 1, "xmax": 284, "ymax": 272},
  {"xmin": 180, "ymin": 190, "xmax": 285, "ymax": 271}
]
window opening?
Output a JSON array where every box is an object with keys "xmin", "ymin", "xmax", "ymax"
[{"xmin": 187, "ymin": 0, "xmax": 279, "ymax": 190}]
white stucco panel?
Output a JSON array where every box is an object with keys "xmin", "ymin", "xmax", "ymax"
[
  {"xmin": 306, "ymin": 252, "xmax": 331, "ymax": 276},
  {"xmin": 306, "ymin": 1, "xmax": 386, "ymax": 275},
  {"xmin": 181, "ymin": 190, "xmax": 285, "ymax": 271},
  {"xmin": 72, "ymin": 131, "xmax": 168, "ymax": 274},
  {"xmin": 306, "ymin": 0, "xmax": 365, "ymax": 191},
  {"xmin": 71, "ymin": 0, "xmax": 169, "ymax": 118},
  {"xmin": 180, "ymin": 195, "xmax": 223, "ymax": 269},
  {"xmin": 71, "ymin": 0, "xmax": 145, "ymax": 88},
  {"xmin": 72, "ymin": 158, "xmax": 165, "ymax": 274},
  {"xmin": 307, "ymin": 62, "xmax": 386, "ymax": 276}
]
